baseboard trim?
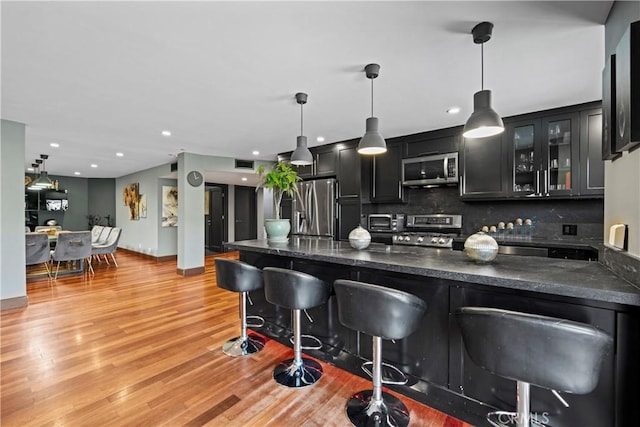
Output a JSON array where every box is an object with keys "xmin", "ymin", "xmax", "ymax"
[
  {"xmin": 118, "ymin": 248, "xmax": 177, "ymax": 263},
  {"xmin": 177, "ymin": 266, "xmax": 205, "ymax": 276},
  {"xmin": 1, "ymin": 296, "xmax": 28, "ymax": 311}
]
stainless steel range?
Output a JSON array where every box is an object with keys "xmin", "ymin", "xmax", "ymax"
[{"xmin": 392, "ymin": 214, "xmax": 462, "ymax": 248}]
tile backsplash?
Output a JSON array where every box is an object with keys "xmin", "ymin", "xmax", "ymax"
[{"xmin": 363, "ymin": 186, "xmax": 604, "ymax": 240}]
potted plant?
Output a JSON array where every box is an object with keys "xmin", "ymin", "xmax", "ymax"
[{"xmin": 256, "ymin": 161, "xmax": 301, "ymax": 242}]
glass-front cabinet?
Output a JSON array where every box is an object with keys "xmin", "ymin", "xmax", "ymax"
[
  {"xmin": 507, "ymin": 112, "xmax": 579, "ymax": 198},
  {"xmin": 511, "ymin": 120, "xmax": 539, "ymax": 197}
]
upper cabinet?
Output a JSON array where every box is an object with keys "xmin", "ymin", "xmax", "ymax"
[
  {"xmin": 460, "ymin": 132, "xmax": 508, "ymax": 199},
  {"xmin": 370, "ymin": 140, "xmax": 404, "ymax": 203},
  {"xmin": 460, "ymin": 102, "xmax": 604, "ymax": 201},
  {"xmin": 579, "ymin": 108, "xmax": 605, "ymax": 196},
  {"xmin": 403, "ymin": 127, "xmax": 460, "ymax": 158},
  {"xmin": 293, "ymin": 145, "xmax": 337, "ymax": 179}
]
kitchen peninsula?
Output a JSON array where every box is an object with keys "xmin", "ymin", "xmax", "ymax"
[{"xmin": 226, "ymin": 237, "xmax": 640, "ymax": 427}]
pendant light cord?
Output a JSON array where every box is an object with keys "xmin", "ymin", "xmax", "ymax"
[
  {"xmin": 481, "ymin": 42, "xmax": 484, "ymax": 91},
  {"xmin": 371, "ymin": 77, "xmax": 374, "ymax": 117},
  {"xmin": 300, "ymin": 103, "xmax": 304, "ymax": 136}
]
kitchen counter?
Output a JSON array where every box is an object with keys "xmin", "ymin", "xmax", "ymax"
[
  {"xmin": 226, "ymin": 237, "xmax": 640, "ymax": 307},
  {"xmin": 226, "ymin": 237, "xmax": 639, "ymax": 426}
]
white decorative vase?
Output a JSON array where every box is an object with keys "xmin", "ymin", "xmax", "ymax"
[
  {"xmin": 264, "ymin": 219, "xmax": 291, "ymax": 243},
  {"xmin": 349, "ymin": 225, "xmax": 371, "ymax": 250}
]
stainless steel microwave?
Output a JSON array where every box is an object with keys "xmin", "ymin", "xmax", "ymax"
[{"xmin": 402, "ymin": 152, "xmax": 459, "ymax": 186}]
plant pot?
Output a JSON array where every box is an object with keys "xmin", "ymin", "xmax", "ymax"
[{"xmin": 264, "ymin": 219, "xmax": 291, "ymax": 243}]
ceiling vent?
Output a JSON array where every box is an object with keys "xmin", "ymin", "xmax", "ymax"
[{"xmin": 235, "ymin": 159, "xmax": 254, "ymax": 169}]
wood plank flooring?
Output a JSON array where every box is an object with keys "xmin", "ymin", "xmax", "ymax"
[{"xmin": 2, "ymin": 250, "xmax": 472, "ymax": 427}]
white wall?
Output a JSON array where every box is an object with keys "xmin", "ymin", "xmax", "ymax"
[
  {"xmin": 604, "ymin": 2, "xmax": 640, "ymax": 257},
  {"xmin": 115, "ymin": 153, "xmax": 272, "ymax": 256},
  {"xmin": 116, "ymin": 163, "xmax": 175, "ymax": 257},
  {"xmin": 0, "ymin": 120, "xmax": 27, "ymax": 307}
]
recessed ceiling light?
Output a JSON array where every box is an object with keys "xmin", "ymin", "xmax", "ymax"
[
  {"xmin": 50, "ymin": 142, "xmax": 60, "ymax": 148},
  {"xmin": 74, "ymin": 171, "xmax": 81, "ymax": 175},
  {"xmin": 252, "ymin": 150, "xmax": 260, "ymax": 156},
  {"xmin": 162, "ymin": 130, "xmax": 171, "ymax": 136},
  {"xmin": 316, "ymin": 136, "xmax": 325, "ymax": 143},
  {"xmin": 447, "ymin": 107, "xmax": 461, "ymax": 114},
  {"xmin": 241, "ymin": 177, "xmax": 248, "ymax": 182},
  {"xmin": 116, "ymin": 152, "xmax": 124, "ymax": 157},
  {"xmin": 90, "ymin": 164, "xmax": 98, "ymax": 168}
]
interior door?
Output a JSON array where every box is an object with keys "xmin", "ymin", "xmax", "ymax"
[
  {"xmin": 234, "ymin": 185, "xmax": 257, "ymax": 241},
  {"xmin": 205, "ymin": 186, "xmax": 226, "ymax": 252}
]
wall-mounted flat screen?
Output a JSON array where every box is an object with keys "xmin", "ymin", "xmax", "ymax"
[{"xmin": 46, "ymin": 199, "xmax": 68, "ymax": 211}]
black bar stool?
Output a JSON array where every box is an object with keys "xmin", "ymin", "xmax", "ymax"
[
  {"xmin": 214, "ymin": 258, "xmax": 266, "ymax": 357},
  {"xmin": 456, "ymin": 307, "xmax": 613, "ymax": 427},
  {"xmin": 334, "ymin": 279, "xmax": 426, "ymax": 427},
  {"xmin": 263, "ymin": 267, "xmax": 330, "ymax": 388}
]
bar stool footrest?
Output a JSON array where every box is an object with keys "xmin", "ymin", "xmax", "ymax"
[
  {"xmin": 289, "ymin": 334, "xmax": 323, "ymax": 350},
  {"xmin": 246, "ymin": 315, "xmax": 265, "ymax": 328},
  {"xmin": 361, "ymin": 361, "xmax": 408, "ymax": 386}
]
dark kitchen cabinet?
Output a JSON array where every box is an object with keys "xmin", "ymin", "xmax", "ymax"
[
  {"xmin": 461, "ymin": 102, "xmax": 603, "ymax": 201},
  {"xmin": 579, "ymin": 108, "xmax": 605, "ymax": 196},
  {"xmin": 540, "ymin": 112, "xmax": 580, "ymax": 197},
  {"xmin": 460, "ymin": 131, "xmax": 509, "ymax": 199},
  {"xmin": 370, "ymin": 140, "xmax": 404, "ymax": 203},
  {"xmin": 403, "ymin": 127, "xmax": 461, "ymax": 158},
  {"xmin": 337, "ymin": 143, "xmax": 361, "ymax": 199},
  {"xmin": 507, "ymin": 113, "xmax": 579, "ymax": 198},
  {"xmin": 294, "ymin": 145, "xmax": 338, "ymax": 179},
  {"xmin": 336, "ymin": 141, "xmax": 363, "ymax": 240}
]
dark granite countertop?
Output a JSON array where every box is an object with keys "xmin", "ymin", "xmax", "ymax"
[
  {"xmin": 226, "ymin": 237, "xmax": 640, "ymax": 307},
  {"xmin": 453, "ymin": 235, "xmax": 602, "ymax": 251}
]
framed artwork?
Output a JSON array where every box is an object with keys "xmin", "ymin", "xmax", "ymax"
[
  {"xmin": 139, "ymin": 194, "xmax": 147, "ymax": 218},
  {"xmin": 162, "ymin": 186, "xmax": 178, "ymax": 227},
  {"xmin": 123, "ymin": 183, "xmax": 139, "ymax": 220}
]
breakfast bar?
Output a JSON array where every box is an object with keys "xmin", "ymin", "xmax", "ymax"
[{"xmin": 226, "ymin": 237, "xmax": 640, "ymax": 427}]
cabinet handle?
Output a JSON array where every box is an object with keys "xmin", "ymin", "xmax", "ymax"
[
  {"xmin": 535, "ymin": 170, "xmax": 540, "ymax": 196},
  {"xmin": 459, "ymin": 175, "xmax": 464, "ymax": 197},
  {"xmin": 544, "ymin": 169, "xmax": 549, "ymax": 197},
  {"xmin": 398, "ymin": 180, "xmax": 402, "ymax": 199}
]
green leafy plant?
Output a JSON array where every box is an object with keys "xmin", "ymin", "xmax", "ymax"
[{"xmin": 256, "ymin": 161, "xmax": 301, "ymax": 220}]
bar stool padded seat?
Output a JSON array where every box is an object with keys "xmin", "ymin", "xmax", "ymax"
[{"xmin": 456, "ymin": 307, "xmax": 612, "ymax": 427}]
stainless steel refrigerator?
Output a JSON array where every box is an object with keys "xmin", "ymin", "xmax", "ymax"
[{"xmin": 291, "ymin": 178, "xmax": 336, "ymax": 237}]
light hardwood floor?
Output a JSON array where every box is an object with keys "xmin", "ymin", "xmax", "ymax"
[{"xmin": 2, "ymin": 250, "xmax": 471, "ymax": 427}]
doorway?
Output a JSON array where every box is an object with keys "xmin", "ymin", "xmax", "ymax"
[
  {"xmin": 234, "ymin": 185, "xmax": 257, "ymax": 241},
  {"xmin": 205, "ymin": 185, "xmax": 227, "ymax": 253}
]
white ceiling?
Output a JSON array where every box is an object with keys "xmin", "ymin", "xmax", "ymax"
[{"xmin": 2, "ymin": 1, "xmax": 612, "ymax": 186}]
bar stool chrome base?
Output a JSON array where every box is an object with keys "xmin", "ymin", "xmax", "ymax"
[
  {"xmin": 273, "ymin": 357, "xmax": 323, "ymax": 388},
  {"xmin": 345, "ymin": 389, "xmax": 410, "ymax": 427},
  {"xmin": 222, "ymin": 334, "xmax": 265, "ymax": 357}
]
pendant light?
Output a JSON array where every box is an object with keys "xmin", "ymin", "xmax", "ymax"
[
  {"xmin": 358, "ymin": 63, "xmax": 387, "ymax": 155},
  {"xmin": 31, "ymin": 154, "xmax": 53, "ymax": 189},
  {"xmin": 463, "ymin": 22, "xmax": 504, "ymax": 139},
  {"xmin": 290, "ymin": 92, "xmax": 313, "ymax": 166},
  {"xmin": 27, "ymin": 162, "xmax": 43, "ymax": 190}
]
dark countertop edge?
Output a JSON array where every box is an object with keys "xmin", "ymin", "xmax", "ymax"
[{"xmin": 225, "ymin": 241, "xmax": 640, "ymax": 307}]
